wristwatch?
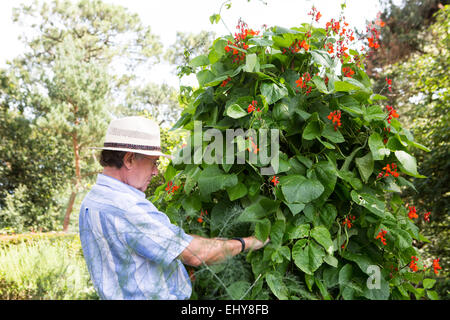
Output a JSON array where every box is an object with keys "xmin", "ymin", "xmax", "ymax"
[{"xmin": 232, "ymin": 237, "xmax": 246, "ymax": 253}]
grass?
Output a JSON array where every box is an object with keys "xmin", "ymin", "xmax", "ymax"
[{"xmin": 0, "ymin": 233, "xmax": 98, "ymax": 300}]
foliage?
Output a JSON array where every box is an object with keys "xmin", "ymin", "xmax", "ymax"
[
  {"xmin": 0, "ymin": 234, "xmax": 98, "ymax": 299},
  {"xmin": 380, "ymin": 5, "xmax": 450, "ymax": 298},
  {"xmin": 365, "ymin": 0, "xmax": 448, "ymax": 74},
  {"xmin": 0, "ymin": 82, "xmax": 73, "ymax": 231},
  {"xmin": 151, "ymin": 12, "xmax": 442, "ymax": 299},
  {"xmin": 2, "ymin": 0, "xmax": 165, "ymax": 230}
]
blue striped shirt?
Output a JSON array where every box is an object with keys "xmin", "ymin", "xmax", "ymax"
[{"xmin": 79, "ymin": 174, "xmax": 193, "ymax": 300}]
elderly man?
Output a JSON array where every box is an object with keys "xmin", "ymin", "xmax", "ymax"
[{"xmin": 79, "ymin": 116, "xmax": 268, "ymax": 300}]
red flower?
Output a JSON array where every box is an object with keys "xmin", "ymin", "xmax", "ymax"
[
  {"xmin": 197, "ymin": 217, "xmax": 203, "ymax": 223},
  {"xmin": 342, "ymin": 215, "xmax": 356, "ymax": 229},
  {"xmin": 220, "ymin": 76, "xmax": 231, "ymax": 87},
  {"xmin": 342, "ymin": 67, "xmax": 355, "ymax": 78},
  {"xmin": 385, "ymin": 105, "xmax": 400, "ymax": 123},
  {"xmin": 315, "ymin": 12, "xmax": 322, "ymax": 22},
  {"xmin": 432, "ymin": 258, "xmax": 442, "ymax": 275},
  {"xmin": 271, "ymin": 176, "xmax": 280, "ymax": 187},
  {"xmin": 409, "ymin": 256, "xmax": 419, "ymax": 272},
  {"xmin": 247, "ymin": 100, "xmax": 257, "ymax": 113},
  {"xmin": 327, "ymin": 110, "xmax": 342, "ymax": 131},
  {"xmin": 408, "ymin": 206, "xmax": 418, "ymax": 220},
  {"xmin": 424, "ymin": 211, "xmax": 431, "ymax": 222},
  {"xmin": 375, "ymin": 229, "xmax": 388, "ymax": 245}
]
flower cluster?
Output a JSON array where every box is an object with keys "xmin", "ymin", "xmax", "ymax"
[
  {"xmin": 165, "ymin": 181, "xmax": 180, "ymax": 194},
  {"xmin": 432, "ymin": 258, "xmax": 442, "ymax": 275},
  {"xmin": 385, "ymin": 105, "xmax": 399, "ymax": 123},
  {"xmin": 424, "ymin": 211, "xmax": 431, "ymax": 222},
  {"xmin": 271, "ymin": 176, "xmax": 280, "ymax": 187},
  {"xmin": 377, "ymin": 163, "xmax": 399, "ymax": 179},
  {"xmin": 247, "ymin": 100, "xmax": 260, "ymax": 113},
  {"xmin": 197, "ymin": 209, "xmax": 208, "ymax": 223},
  {"xmin": 220, "ymin": 76, "xmax": 231, "ymax": 87},
  {"xmin": 324, "ymin": 16, "xmax": 355, "ymax": 61},
  {"xmin": 295, "ymin": 72, "xmax": 312, "ymax": 94},
  {"xmin": 375, "ymin": 229, "xmax": 388, "ymax": 245},
  {"xmin": 409, "ymin": 256, "xmax": 419, "ymax": 272},
  {"xmin": 282, "ymin": 39, "xmax": 310, "ymax": 55},
  {"xmin": 385, "ymin": 77, "xmax": 393, "ymax": 92},
  {"xmin": 408, "ymin": 206, "xmax": 418, "ymax": 220},
  {"xmin": 365, "ymin": 12, "xmax": 385, "ymax": 52},
  {"xmin": 342, "ymin": 215, "xmax": 356, "ymax": 229},
  {"xmin": 342, "ymin": 66, "xmax": 355, "ymax": 78},
  {"xmin": 224, "ymin": 19, "xmax": 259, "ymax": 64},
  {"xmin": 327, "ymin": 110, "xmax": 342, "ymax": 131},
  {"xmin": 308, "ymin": 6, "xmax": 322, "ymax": 22}
]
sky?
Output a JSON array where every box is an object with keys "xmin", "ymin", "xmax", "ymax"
[{"xmin": 0, "ymin": 0, "xmax": 386, "ymax": 87}]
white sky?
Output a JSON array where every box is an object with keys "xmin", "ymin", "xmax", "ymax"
[{"xmin": 0, "ymin": 0, "xmax": 385, "ymax": 87}]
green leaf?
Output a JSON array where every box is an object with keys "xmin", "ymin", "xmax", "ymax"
[
  {"xmin": 197, "ymin": 166, "xmax": 238, "ymax": 196},
  {"xmin": 227, "ymin": 281, "xmax": 250, "ymax": 299},
  {"xmin": 260, "ymin": 82, "xmax": 288, "ymax": 105},
  {"xmin": 266, "ymin": 272, "xmax": 289, "ymax": 300},
  {"xmin": 324, "ymin": 254, "xmax": 338, "ymax": 268},
  {"xmin": 355, "ymin": 152, "xmax": 374, "ymax": 183},
  {"xmin": 369, "ymin": 132, "xmax": 390, "ymax": 161},
  {"xmin": 196, "ymin": 69, "xmax": 216, "ymax": 86},
  {"xmin": 255, "ymin": 218, "xmax": 271, "ymax": 241},
  {"xmin": 395, "ymin": 150, "xmax": 423, "ymax": 177},
  {"xmin": 226, "ymin": 103, "xmax": 248, "ymax": 119},
  {"xmin": 334, "ymin": 80, "xmax": 360, "ymax": 92},
  {"xmin": 310, "ymin": 226, "xmax": 334, "ymax": 255},
  {"xmin": 292, "ymin": 240, "xmax": 325, "ymax": 275},
  {"xmin": 243, "ymin": 53, "xmax": 259, "ymax": 73},
  {"xmin": 237, "ymin": 197, "xmax": 279, "ymax": 222},
  {"xmin": 312, "ymin": 76, "xmax": 329, "ymax": 93},
  {"xmin": 310, "ymin": 50, "xmax": 332, "ymax": 68},
  {"xmin": 209, "ymin": 13, "xmax": 221, "ymax": 24},
  {"xmin": 287, "ymin": 223, "xmax": 310, "ymax": 240},
  {"xmin": 364, "ymin": 105, "xmax": 386, "ymax": 122},
  {"xmin": 426, "ymin": 290, "xmax": 439, "ymax": 300},
  {"xmin": 226, "ymin": 182, "xmax": 248, "ymax": 201},
  {"xmin": 302, "ymin": 120, "xmax": 322, "ymax": 140},
  {"xmin": 280, "ymin": 175, "xmax": 324, "ymax": 204},
  {"xmin": 189, "ymin": 55, "xmax": 210, "ymax": 68},
  {"xmin": 322, "ymin": 123, "xmax": 345, "ymax": 143},
  {"xmin": 423, "ymin": 279, "xmax": 436, "ymax": 290},
  {"xmin": 285, "ymin": 203, "xmax": 305, "ymax": 215},
  {"xmin": 350, "ymin": 190, "xmax": 385, "ymax": 218}
]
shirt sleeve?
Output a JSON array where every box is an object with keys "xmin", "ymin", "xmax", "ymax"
[{"xmin": 120, "ymin": 204, "xmax": 193, "ymax": 267}]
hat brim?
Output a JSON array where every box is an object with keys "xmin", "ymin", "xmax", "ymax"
[{"xmin": 89, "ymin": 146, "xmax": 173, "ymax": 160}]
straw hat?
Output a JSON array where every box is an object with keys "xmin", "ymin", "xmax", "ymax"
[{"xmin": 91, "ymin": 116, "xmax": 172, "ymax": 158}]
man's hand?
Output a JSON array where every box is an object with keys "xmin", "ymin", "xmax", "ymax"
[
  {"xmin": 180, "ymin": 235, "xmax": 270, "ymax": 267},
  {"xmin": 243, "ymin": 236, "xmax": 270, "ymax": 251}
]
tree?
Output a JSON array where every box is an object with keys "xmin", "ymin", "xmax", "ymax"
[
  {"xmin": 0, "ymin": 70, "xmax": 73, "ymax": 232},
  {"xmin": 365, "ymin": 0, "xmax": 449, "ymax": 76},
  {"xmin": 8, "ymin": 0, "xmax": 163, "ymax": 231}
]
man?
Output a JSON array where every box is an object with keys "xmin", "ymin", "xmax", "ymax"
[{"xmin": 79, "ymin": 116, "xmax": 269, "ymax": 300}]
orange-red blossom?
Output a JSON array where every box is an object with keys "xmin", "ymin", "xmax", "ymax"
[
  {"xmin": 375, "ymin": 229, "xmax": 388, "ymax": 245},
  {"xmin": 327, "ymin": 110, "xmax": 342, "ymax": 131},
  {"xmin": 271, "ymin": 176, "xmax": 280, "ymax": 187}
]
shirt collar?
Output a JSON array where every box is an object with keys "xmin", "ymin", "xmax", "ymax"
[{"xmin": 95, "ymin": 173, "xmax": 145, "ymax": 199}]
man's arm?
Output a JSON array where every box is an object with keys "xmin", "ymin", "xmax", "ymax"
[{"xmin": 179, "ymin": 235, "xmax": 269, "ymax": 267}]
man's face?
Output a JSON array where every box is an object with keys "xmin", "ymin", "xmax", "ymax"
[{"xmin": 125, "ymin": 153, "xmax": 160, "ymax": 192}]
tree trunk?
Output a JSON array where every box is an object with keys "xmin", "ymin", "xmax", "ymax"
[
  {"xmin": 63, "ymin": 190, "xmax": 77, "ymax": 232},
  {"xmin": 63, "ymin": 131, "xmax": 81, "ymax": 232}
]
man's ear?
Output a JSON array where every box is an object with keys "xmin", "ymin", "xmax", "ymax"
[{"xmin": 122, "ymin": 152, "xmax": 135, "ymax": 170}]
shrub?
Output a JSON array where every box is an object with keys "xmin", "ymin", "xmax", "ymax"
[{"xmin": 151, "ymin": 10, "xmax": 443, "ymax": 300}]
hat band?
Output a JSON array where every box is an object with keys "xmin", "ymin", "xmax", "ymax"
[{"xmin": 104, "ymin": 142, "xmax": 161, "ymax": 151}]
